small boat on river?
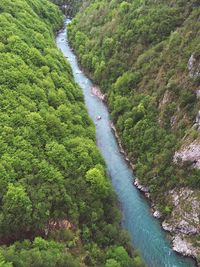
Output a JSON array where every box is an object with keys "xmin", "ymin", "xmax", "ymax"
[{"xmin": 96, "ymin": 116, "xmax": 102, "ymax": 120}]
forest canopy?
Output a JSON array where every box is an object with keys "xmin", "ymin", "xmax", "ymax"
[
  {"xmin": 69, "ymin": 0, "xmax": 200, "ymax": 201},
  {"xmin": 69, "ymin": 0, "xmax": 200, "ymax": 261},
  {"xmin": 0, "ymin": 0, "xmax": 146, "ymax": 266}
]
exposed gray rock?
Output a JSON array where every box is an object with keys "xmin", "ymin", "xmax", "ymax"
[
  {"xmin": 162, "ymin": 188, "xmax": 200, "ymax": 261},
  {"xmin": 196, "ymin": 89, "xmax": 200, "ymax": 98},
  {"xmin": 172, "ymin": 235, "xmax": 198, "ymax": 258},
  {"xmin": 159, "ymin": 90, "xmax": 170, "ymax": 109},
  {"xmin": 174, "ymin": 141, "xmax": 200, "ymax": 169},
  {"xmin": 145, "ymin": 192, "xmax": 150, "ymax": 198},
  {"xmin": 176, "ymin": 220, "xmax": 198, "ymax": 234},
  {"xmin": 196, "ymin": 111, "xmax": 200, "ymax": 129},
  {"xmin": 188, "ymin": 53, "xmax": 200, "ymax": 78},
  {"xmin": 162, "ymin": 188, "xmax": 200, "ymax": 258},
  {"xmin": 151, "ymin": 203, "xmax": 162, "ymax": 219},
  {"xmin": 167, "ymin": 188, "xmax": 200, "ymax": 233},
  {"xmin": 162, "ymin": 222, "xmax": 173, "ymax": 232},
  {"xmin": 91, "ymin": 86, "xmax": 105, "ymax": 101},
  {"xmin": 188, "ymin": 54, "xmax": 195, "ymax": 76},
  {"xmin": 153, "ymin": 210, "xmax": 162, "ymax": 219},
  {"xmin": 134, "ymin": 178, "xmax": 149, "ymax": 193},
  {"xmin": 170, "ymin": 115, "xmax": 177, "ymax": 128}
]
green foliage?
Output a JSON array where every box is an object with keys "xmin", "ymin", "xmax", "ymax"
[
  {"xmin": 132, "ymin": 250, "xmax": 146, "ymax": 267},
  {"xmin": 85, "ymin": 165, "xmax": 110, "ymax": 196},
  {"xmin": 69, "ymin": 0, "xmax": 200, "ymax": 197},
  {"xmin": 105, "ymin": 259, "xmax": 121, "ymax": 267},
  {"xmin": 0, "ymin": 253, "xmax": 12, "ymax": 267},
  {"xmin": 0, "ymin": 238, "xmax": 79, "ymax": 267},
  {"xmin": 106, "ymin": 246, "xmax": 139, "ymax": 267},
  {"xmin": 1, "ymin": 184, "xmax": 32, "ymax": 239},
  {"xmin": 0, "ymin": 1, "xmax": 139, "ymax": 266}
]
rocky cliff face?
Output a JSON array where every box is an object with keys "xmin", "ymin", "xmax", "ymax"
[
  {"xmin": 174, "ymin": 142, "xmax": 200, "ymax": 169},
  {"xmin": 188, "ymin": 54, "xmax": 200, "ymax": 79},
  {"xmin": 172, "ymin": 235, "xmax": 199, "ymax": 259},
  {"xmin": 134, "ymin": 177, "xmax": 200, "ymax": 260},
  {"xmin": 162, "ymin": 188, "xmax": 200, "ymax": 259}
]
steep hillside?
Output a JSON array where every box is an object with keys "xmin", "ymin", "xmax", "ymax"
[
  {"xmin": 69, "ymin": 0, "xmax": 200, "ymax": 262},
  {"xmin": 0, "ymin": 1, "xmax": 145, "ymax": 266},
  {"xmin": 51, "ymin": 0, "xmax": 83, "ymax": 15}
]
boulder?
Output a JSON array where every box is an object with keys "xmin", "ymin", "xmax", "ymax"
[{"xmin": 172, "ymin": 235, "xmax": 197, "ymax": 258}]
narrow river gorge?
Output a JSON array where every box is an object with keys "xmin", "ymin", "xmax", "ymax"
[{"xmin": 56, "ymin": 19, "xmax": 196, "ymax": 267}]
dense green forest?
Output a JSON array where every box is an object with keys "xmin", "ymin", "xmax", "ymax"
[
  {"xmin": 68, "ymin": 0, "xmax": 200, "ymax": 260},
  {"xmin": 69, "ymin": 0, "xmax": 200, "ymax": 205},
  {"xmin": 0, "ymin": 0, "xmax": 146, "ymax": 266}
]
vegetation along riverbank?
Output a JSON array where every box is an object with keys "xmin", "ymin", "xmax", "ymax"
[
  {"xmin": 0, "ymin": 0, "xmax": 146, "ymax": 266},
  {"xmin": 67, "ymin": 0, "xmax": 200, "ymax": 264}
]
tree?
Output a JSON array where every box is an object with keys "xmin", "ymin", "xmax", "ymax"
[
  {"xmin": 105, "ymin": 259, "xmax": 121, "ymax": 267},
  {"xmin": 85, "ymin": 165, "xmax": 110, "ymax": 196},
  {"xmin": 1, "ymin": 184, "xmax": 32, "ymax": 238},
  {"xmin": 0, "ymin": 253, "xmax": 12, "ymax": 267},
  {"xmin": 106, "ymin": 246, "xmax": 133, "ymax": 267}
]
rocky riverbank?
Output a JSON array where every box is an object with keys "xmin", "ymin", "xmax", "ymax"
[
  {"xmin": 111, "ymin": 124, "xmax": 199, "ymax": 265},
  {"xmin": 91, "ymin": 86, "xmax": 106, "ymax": 101},
  {"xmin": 110, "ymin": 122, "xmax": 136, "ymax": 171},
  {"xmin": 133, "ymin": 180, "xmax": 200, "ymax": 264},
  {"xmin": 91, "ymin": 82, "xmax": 199, "ymax": 266},
  {"xmin": 162, "ymin": 188, "xmax": 200, "ymax": 263},
  {"xmin": 133, "ymin": 178, "xmax": 200, "ymax": 264}
]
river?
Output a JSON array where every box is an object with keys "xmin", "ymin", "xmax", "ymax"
[{"xmin": 56, "ymin": 19, "xmax": 196, "ymax": 267}]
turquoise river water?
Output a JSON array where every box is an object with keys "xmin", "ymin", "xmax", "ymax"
[{"xmin": 56, "ymin": 19, "xmax": 196, "ymax": 267}]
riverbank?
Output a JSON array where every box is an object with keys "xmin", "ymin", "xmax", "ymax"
[
  {"xmin": 112, "ymin": 120, "xmax": 199, "ymax": 265},
  {"xmin": 111, "ymin": 118, "xmax": 199, "ymax": 265},
  {"xmin": 91, "ymin": 84, "xmax": 199, "ymax": 266},
  {"xmin": 60, "ymin": 19, "xmax": 197, "ymax": 266}
]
